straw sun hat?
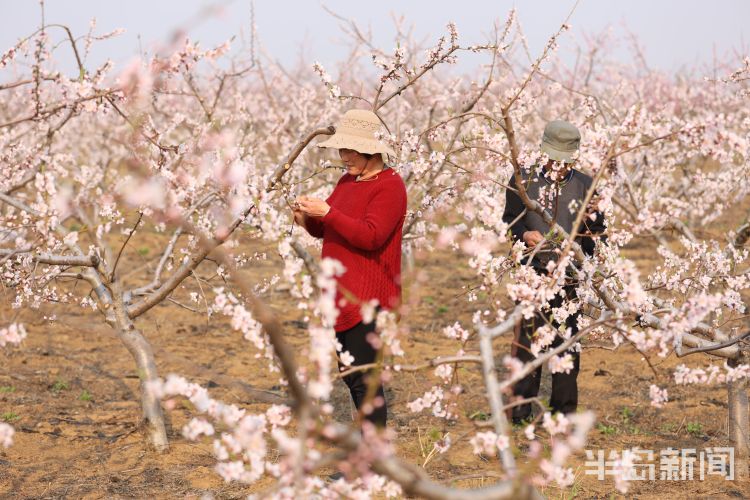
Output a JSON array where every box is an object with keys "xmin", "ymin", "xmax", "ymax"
[{"xmin": 317, "ymin": 109, "xmax": 396, "ymax": 159}]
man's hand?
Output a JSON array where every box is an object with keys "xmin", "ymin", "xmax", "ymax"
[
  {"xmin": 298, "ymin": 197, "xmax": 331, "ymax": 218},
  {"xmin": 522, "ymin": 230, "xmax": 544, "ymax": 248}
]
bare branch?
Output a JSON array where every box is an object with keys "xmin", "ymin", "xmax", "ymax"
[
  {"xmin": 325, "ymin": 422, "xmax": 543, "ymax": 500},
  {"xmin": 678, "ymin": 332, "xmax": 745, "ymax": 359},
  {"xmin": 0, "ymin": 90, "xmax": 118, "ymax": 129},
  {"xmin": 111, "ymin": 211, "xmax": 143, "ymax": 281},
  {"xmin": 335, "ymin": 355, "xmax": 483, "ymax": 379},
  {"xmin": 478, "ymin": 325, "xmax": 517, "ymax": 475},
  {"xmin": 266, "ymin": 126, "xmax": 336, "ymax": 192},
  {"xmin": 374, "ymin": 45, "xmax": 460, "ymax": 112},
  {"xmin": 0, "ymin": 249, "xmax": 100, "ymax": 267}
]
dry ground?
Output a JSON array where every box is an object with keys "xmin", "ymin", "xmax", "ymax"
[{"xmin": 0, "ymin": 228, "xmax": 748, "ymax": 499}]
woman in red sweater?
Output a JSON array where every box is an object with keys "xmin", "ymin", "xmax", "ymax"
[{"xmin": 292, "ymin": 109, "xmax": 407, "ymax": 428}]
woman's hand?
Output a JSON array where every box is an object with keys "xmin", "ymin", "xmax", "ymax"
[
  {"xmin": 297, "ymin": 197, "xmax": 331, "ymax": 218},
  {"xmin": 290, "ymin": 196, "xmax": 308, "ymax": 226},
  {"xmin": 292, "ymin": 205, "xmax": 306, "ymax": 226}
]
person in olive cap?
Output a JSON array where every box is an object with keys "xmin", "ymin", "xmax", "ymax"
[{"xmin": 501, "ymin": 119, "xmax": 607, "ymax": 425}]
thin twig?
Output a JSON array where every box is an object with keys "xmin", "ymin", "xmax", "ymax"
[{"xmin": 111, "ymin": 212, "xmax": 143, "ymax": 282}]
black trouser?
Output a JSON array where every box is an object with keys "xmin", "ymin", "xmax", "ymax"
[
  {"xmin": 336, "ymin": 319, "xmax": 387, "ymax": 427},
  {"xmin": 511, "ymin": 285, "xmax": 581, "ymax": 422}
]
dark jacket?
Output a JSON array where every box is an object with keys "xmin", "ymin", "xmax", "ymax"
[{"xmin": 502, "ymin": 168, "xmax": 606, "ymax": 271}]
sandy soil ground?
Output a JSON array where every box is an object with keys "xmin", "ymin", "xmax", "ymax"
[{"xmin": 1, "ymin": 228, "xmax": 748, "ymax": 499}]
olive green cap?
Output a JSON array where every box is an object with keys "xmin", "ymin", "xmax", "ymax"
[{"xmin": 540, "ymin": 120, "xmax": 581, "ymax": 162}]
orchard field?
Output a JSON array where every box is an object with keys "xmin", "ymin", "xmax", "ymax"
[
  {"xmin": 2, "ymin": 236, "xmax": 750, "ymax": 499},
  {"xmin": 2, "ymin": 4, "xmax": 750, "ymax": 499}
]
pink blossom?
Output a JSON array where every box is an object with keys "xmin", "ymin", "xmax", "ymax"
[
  {"xmin": 0, "ymin": 423, "xmax": 14, "ymax": 448},
  {"xmin": 648, "ymin": 384, "xmax": 668, "ymax": 408},
  {"xmin": 266, "ymin": 405, "xmax": 291, "ymax": 427},
  {"xmin": 183, "ymin": 418, "xmax": 215, "ymax": 440},
  {"xmin": 537, "ymin": 459, "xmax": 574, "ymax": 488},
  {"xmin": 215, "ymin": 460, "xmax": 247, "ymax": 483},
  {"xmin": 530, "ymin": 325, "xmax": 557, "ymax": 357},
  {"xmin": 407, "ymin": 386, "xmax": 447, "ymax": 417},
  {"xmin": 0, "ymin": 323, "xmax": 27, "ymax": 347},
  {"xmin": 502, "ymin": 355, "xmax": 524, "ymax": 378},
  {"xmin": 469, "ymin": 431, "xmax": 509, "ymax": 456},
  {"xmin": 524, "ymin": 424, "xmax": 536, "ymax": 440},
  {"xmin": 542, "ymin": 412, "xmax": 570, "ymax": 436},
  {"xmin": 339, "ymin": 350, "xmax": 355, "ymax": 367},
  {"xmin": 312, "ymin": 61, "xmax": 341, "ymax": 98},
  {"xmin": 442, "ymin": 322, "xmax": 470, "ymax": 342},
  {"xmin": 548, "ymin": 353, "xmax": 575, "ymax": 374},
  {"xmin": 360, "ymin": 299, "xmax": 379, "ymax": 324},
  {"xmin": 433, "ymin": 434, "xmax": 452, "ymax": 453},
  {"xmin": 434, "ymin": 364, "xmax": 453, "ymax": 382}
]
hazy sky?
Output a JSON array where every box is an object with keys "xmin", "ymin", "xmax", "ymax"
[{"xmin": 2, "ymin": 1, "xmax": 748, "ymax": 77}]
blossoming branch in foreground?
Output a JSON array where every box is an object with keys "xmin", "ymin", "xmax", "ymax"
[{"xmin": 148, "ymin": 375, "xmax": 402, "ymax": 497}]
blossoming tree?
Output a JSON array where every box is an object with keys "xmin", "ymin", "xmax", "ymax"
[{"xmin": 2, "ymin": 3, "xmax": 750, "ymax": 497}]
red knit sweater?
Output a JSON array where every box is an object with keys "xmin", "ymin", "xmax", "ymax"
[{"xmin": 303, "ymin": 168, "xmax": 407, "ymax": 332}]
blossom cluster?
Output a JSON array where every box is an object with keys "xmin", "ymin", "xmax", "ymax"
[
  {"xmin": 0, "ymin": 323, "xmax": 26, "ymax": 347},
  {"xmin": 1, "ymin": 9, "xmax": 750, "ymax": 497}
]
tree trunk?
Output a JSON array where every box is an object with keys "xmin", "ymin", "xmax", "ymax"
[
  {"xmin": 111, "ymin": 294, "xmax": 169, "ymax": 452},
  {"xmin": 117, "ymin": 324, "xmax": 169, "ymax": 451},
  {"xmin": 728, "ymin": 356, "xmax": 749, "ymax": 481}
]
